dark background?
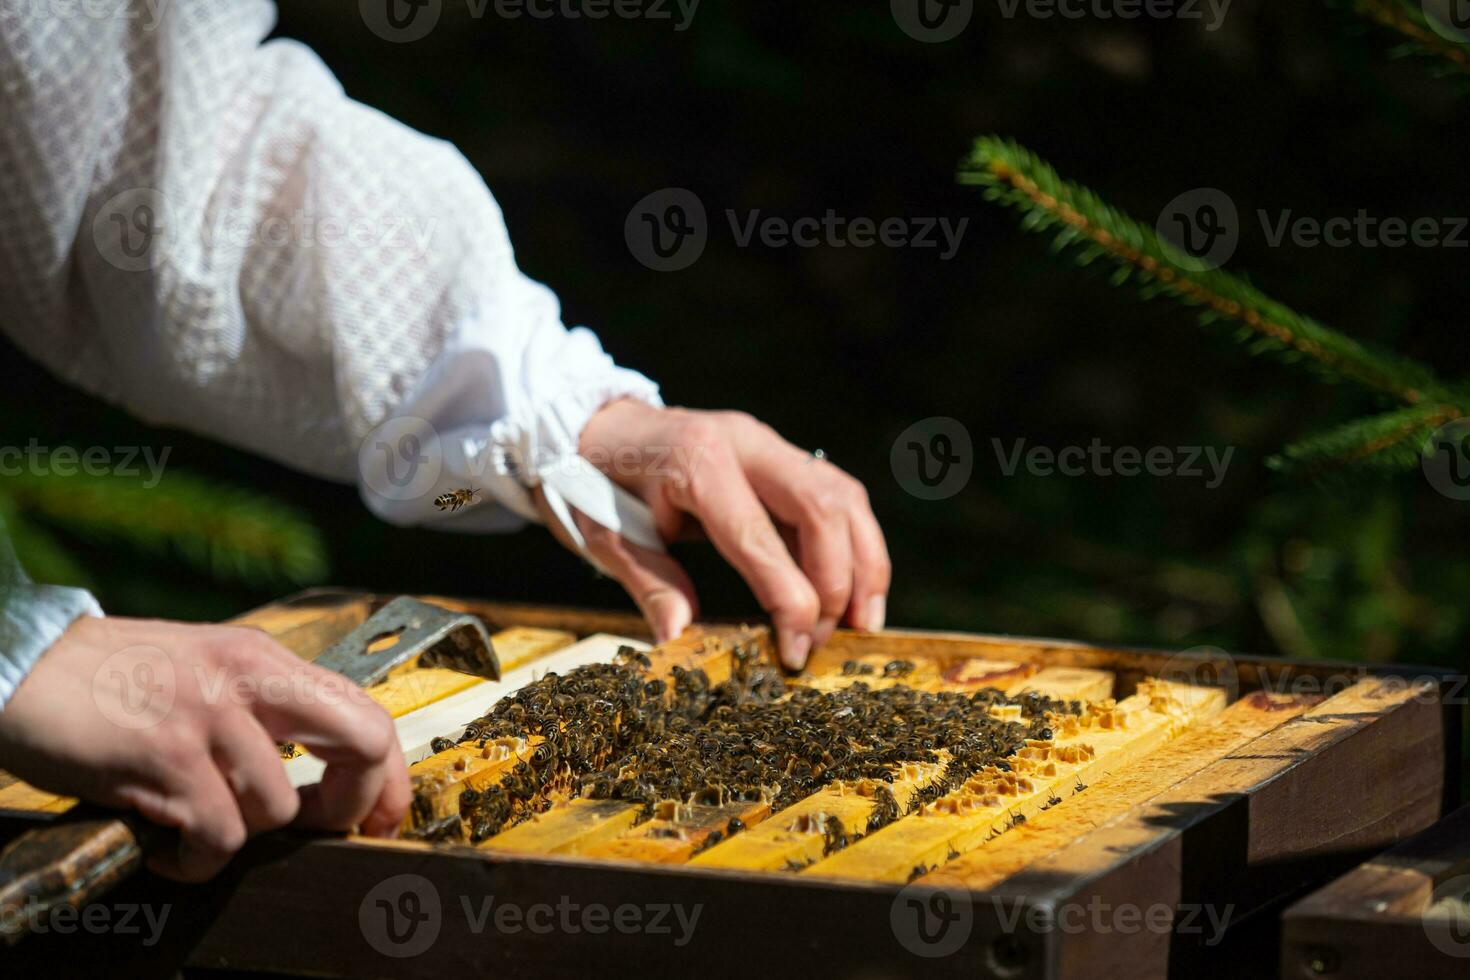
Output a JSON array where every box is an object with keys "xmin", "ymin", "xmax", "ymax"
[{"xmin": 5, "ymin": 0, "xmax": 1469, "ymax": 678}]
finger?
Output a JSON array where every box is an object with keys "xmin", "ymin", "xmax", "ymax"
[
  {"xmin": 844, "ymin": 486, "xmax": 891, "ymax": 631},
  {"xmin": 239, "ymin": 656, "xmax": 407, "ymax": 833},
  {"xmin": 121, "ymin": 763, "xmax": 247, "ymax": 883},
  {"xmin": 357, "ymin": 738, "xmax": 411, "ymax": 839},
  {"xmin": 743, "ymin": 465, "xmax": 855, "ymax": 648},
  {"xmin": 571, "ymin": 508, "xmax": 698, "ymax": 642},
  {"xmin": 210, "ymin": 710, "xmax": 301, "ymax": 835},
  {"xmin": 668, "ymin": 445, "xmax": 820, "ymax": 668},
  {"xmin": 297, "ymin": 734, "xmax": 409, "ymax": 838},
  {"xmin": 740, "ymin": 433, "xmax": 889, "ymax": 634}
]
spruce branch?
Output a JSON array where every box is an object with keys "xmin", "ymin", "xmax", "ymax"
[
  {"xmin": 1339, "ymin": 0, "xmax": 1470, "ymax": 77},
  {"xmin": 1267, "ymin": 402, "xmax": 1462, "ymax": 480},
  {"xmin": 960, "ymin": 136, "xmax": 1470, "ymax": 479},
  {"xmin": 0, "ymin": 464, "xmax": 328, "ymax": 587},
  {"xmin": 960, "ymin": 137, "xmax": 1459, "ymax": 410}
]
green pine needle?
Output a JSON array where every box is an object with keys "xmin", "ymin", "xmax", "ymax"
[
  {"xmin": 960, "ymin": 136, "xmax": 1455, "ymax": 409},
  {"xmin": 1336, "ymin": 0, "xmax": 1470, "ymax": 77},
  {"xmin": 1268, "ymin": 403, "xmax": 1463, "ymax": 480},
  {"xmin": 0, "ymin": 463, "xmax": 328, "ymax": 587}
]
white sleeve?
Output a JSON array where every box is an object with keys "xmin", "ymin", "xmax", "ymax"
[
  {"xmin": 0, "ymin": 519, "xmax": 103, "ymax": 709},
  {"xmin": 0, "ymin": 2, "xmax": 662, "ymax": 561}
]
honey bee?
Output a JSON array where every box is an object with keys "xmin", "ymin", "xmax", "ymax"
[{"xmin": 434, "ymin": 487, "xmax": 482, "ymax": 512}]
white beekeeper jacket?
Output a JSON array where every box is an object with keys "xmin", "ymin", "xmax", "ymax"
[{"xmin": 0, "ymin": 1, "xmax": 664, "ymax": 706}]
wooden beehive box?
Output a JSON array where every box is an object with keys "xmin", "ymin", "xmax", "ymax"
[
  {"xmin": 1281, "ymin": 802, "xmax": 1470, "ymax": 978},
  {"xmin": 0, "ymin": 589, "xmax": 1459, "ymax": 979}
]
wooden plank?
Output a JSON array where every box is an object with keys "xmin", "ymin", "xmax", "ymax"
[
  {"xmin": 803, "ymin": 680, "xmax": 1225, "ymax": 882},
  {"xmin": 970, "ymin": 678, "xmax": 1439, "ymax": 889},
  {"xmin": 688, "ymin": 758, "xmax": 951, "ymax": 872},
  {"xmin": 794, "ymin": 655, "xmax": 1035, "ymax": 693},
  {"xmin": 584, "ymin": 802, "xmax": 773, "ymax": 864},
  {"xmin": 924, "ymin": 691, "xmax": 1318, "ymax": 892},
  {"xmin": 974, "ymin": 678, "xmax": 1444, "ymax": 980},
  {"xmin": 797, "ymin": 657, "xmax": 1113, "ymax": 704},
  {"xmin": 1281, "ymin": 803, "xmax": 1470, "ymax": 980},
  {"xmin": 0, "ymin": 784, "xmax": 74, "ymax": 814},
  {"xmin": 1019, "ymin": 666, "xmax": 1114, "ymax": 704},
  {"xmin": 478, "ymin": 798, "xmax": 645, "ymax": 855}
]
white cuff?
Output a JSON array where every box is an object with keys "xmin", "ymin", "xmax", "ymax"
[
  {"xmin": 0, "ymin": 534, "xmax": 104, "ymax": 709},
  {"xmin": 357, "ymin": 313, "xmax": 666, "ymax": 571}
]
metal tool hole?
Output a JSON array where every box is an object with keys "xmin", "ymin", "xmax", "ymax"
[{"xmin": 365, "ymin": 628, "xmax": 405, "ymax": 655}]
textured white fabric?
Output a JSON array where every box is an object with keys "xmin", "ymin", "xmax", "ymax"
[
  {"xmin": 0, "ymin": 516, "xmax": 103, "ymax": 708},
  {"xmin": 0, "ymin": 2, "xmax": 663, "ymax": 689}
]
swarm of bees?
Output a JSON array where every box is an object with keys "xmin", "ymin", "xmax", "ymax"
[
  {"xmin": 410, "ymin": 643, "xmax": 1080, "ymax": 850},
  {"xmin": 434, "ymin": 487, "xmax": 482, "ymax": 512}
]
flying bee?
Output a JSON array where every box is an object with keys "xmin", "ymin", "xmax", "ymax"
[{"xmin": 434, "ymin": 487, "xmax": 482, "ymax": 512}]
